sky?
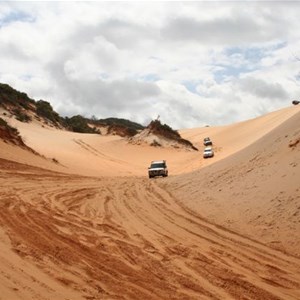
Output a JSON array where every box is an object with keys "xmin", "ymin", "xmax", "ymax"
[{"xmin": 1, "ymin": 1, "xmax": 300, "ymax": 129}]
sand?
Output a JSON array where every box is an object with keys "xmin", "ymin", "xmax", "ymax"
[{"xmin": 0, "ymin": 105, "xmax": 299, "ymax": 299}]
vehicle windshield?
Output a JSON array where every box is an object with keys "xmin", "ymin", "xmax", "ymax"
[{"xmin": 150, "ymin": 163, "xmax": 165, "ymax": 168}]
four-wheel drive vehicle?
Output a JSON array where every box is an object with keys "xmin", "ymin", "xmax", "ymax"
[
  {"xmin": 203, "ymin": 137, "xmax": 212, "ymax": 146},
  {"xmin": 148, "ymin": 160, "xmax": 168, "ymax": 178},
  {"xmin": 203, "ymin": 147, "xmax": 214, "ymax": 158}
]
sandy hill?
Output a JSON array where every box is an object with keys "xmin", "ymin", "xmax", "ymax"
[
  {"xmin": 163, "ymin": 107, "xmax": 300, "ymax": 257},
  {"xmin": 0, "ymin": 105, "xmax": 299, "ymax": 300},
  {"xmin": 129, "ymin": 119, "xmax": 198, "ymax": 151}
]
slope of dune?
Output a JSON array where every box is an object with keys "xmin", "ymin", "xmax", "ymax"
[
  {"xmin": 163, "ymin": 107, "xmax": 300, "ymax": 257},
  {"xmin": 0, "ymin": 105, "xmax": 299, "ymax": 300},
  {"xmin": 179, "ymin": 105, "xmax": 300, "ymax": 161}
]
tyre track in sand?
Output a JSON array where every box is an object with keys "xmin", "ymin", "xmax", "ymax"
[
  {"xmin": 0, "ymin": 159, "xmax": 299, "ymax": 299},
  {"xmin": 116, "ymin": 179, "xmax": 300, "ymax": 299}
]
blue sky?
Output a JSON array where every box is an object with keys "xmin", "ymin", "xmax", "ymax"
[{"xmin": 0, "ymin": 1, "xmax": 300, "ymax": 128}]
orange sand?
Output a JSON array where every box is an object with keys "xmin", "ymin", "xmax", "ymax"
[{"xmin": 0, "ymin": 105, "xmax": 299, "ymax": 299}]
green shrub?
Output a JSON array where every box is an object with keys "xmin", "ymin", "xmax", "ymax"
[
  {"xmin": 148, "ymin": 119, "xmax": 181, "ymax": 139},
  {"xmin": 36, "ymin": 100, "xmax": 61, "ymax": 124},
  {"xmin": 0, "ymin": 83, "xmax": 34, "ymax": 109},
  {"xmin": 0, "ymin": 117, "xmax": 20, "ymax": 135},
  {"xmin": 12, "ymin": 108, "xmax": 32, "ymax": 122},
  {"xmin": 63, "ymin": 115, "xmax": 100, "ymax": 134},
  {"xmin": 0, "ymin": 117, "xmax": 8, "ymax": 126},
  {"xmin": 93, "ymin": 117, "xmax": 144, "ymax": 131},
  {"xmin": 147, "ymin": 119, "xmax": 198, "ymax": 151}
]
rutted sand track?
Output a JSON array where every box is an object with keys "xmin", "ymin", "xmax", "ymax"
[{"xmin": 0, "ymin": 158, "xmax": 299, "ymax": 300}]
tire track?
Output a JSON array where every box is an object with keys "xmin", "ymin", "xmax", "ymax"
[
  {"xmin": 111, "ymin": 179, "xmax": 300, "ymax": 299},
  {"xmin": 0, "ymin": 160, "xmax": 299, "ymax": 299}
]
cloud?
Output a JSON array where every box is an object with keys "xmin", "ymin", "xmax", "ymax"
[
  {"xmin": 161, "ymin": 16, "xmax": 259, "ymax": 46},
  {"xmin": 41, "ymin": 75, "xmax": 161, "ymax": 122},
  {"xmin": 160, "ymin": 3, "xmax": 290, "ymax": 47},
  {"xmin": 0, "ymin": 2, "xmax": 300, "ymax": 128},
  {"xmin": 239, "ymin": 77, "xmax": 288, "ymax": 100}
]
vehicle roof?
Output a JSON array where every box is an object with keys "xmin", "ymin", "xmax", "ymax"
[
  {"xmin": 204, "ymin": 147, "xmax": 212, "ymax": 151},
  {"xmin": 151, "ymin": 160, "xmax": 166, "ymax": 163}
]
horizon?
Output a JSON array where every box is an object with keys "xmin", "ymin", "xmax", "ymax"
[{"xmin": 0, "ymin": 80, "xmax": 297, "ymax": 131}]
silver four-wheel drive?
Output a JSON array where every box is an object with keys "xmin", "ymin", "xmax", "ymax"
[
  {"xmin": 148, "ymin": 160, "xmax": 168, "ymax": 178},
  {"xmin": 203, "ymin": 146, "xmax": 214, "ymax": 158},
  {"xmin": 203, "ymin": 137, "xmax": 213, "ymax": 146}
]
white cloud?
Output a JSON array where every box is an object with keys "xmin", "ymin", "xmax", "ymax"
[{"xmin": 0, "ymin": 1, "xmax": 300, "ymax": 129}]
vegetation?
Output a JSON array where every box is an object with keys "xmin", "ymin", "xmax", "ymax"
[
  {"xmin": 0, "ymin": 117, "xmax": 39, "ymax": 155},
  {"xmin": 147, "ymin": 119, "xmax": 198, "ymax": 151},
  {"xmin": 0, "ymin": 117, "xmax": 25, "ymax": 147},
  {"xmin": 150, "ymin": 139, "xmax": 162, "ymax": 147},
  {"xmin": 0, "ymin": 84, "xmax": 62, "ymax": 126},
  {"xmin": 0, "ymin": 83, "xmax": 35, "ymax": 110},
  {"xmin": 0, "ymin": 117, "xmax": 8, "ymax": 127},
  {"xmin": 0, "ymin": 117, "xmax": 19, "ymax": 134},
  {"xmin": 88, "ymin": 116, "xmax": 144, "ymax": 137},
  {"xmin": 36, "ymin": 100, "xmax": 61, "ymax": 124},
  {"xmin": 148, "ymin": 119, "xmax": 181, "ymax": 139},
  {"xmin": 12, "ymin": 108, "xmax": 32, "ymax": 123},
  {"xmin": 91, "ymin": 117, "xmax": 144, "ymax": 131},
  {"xmin": 106, "ymin": 124, "xmax": 138, "ymax": 137},
  {"xmin": 64, "ymin": 115, "xmax": 100, "ymax": 134}
]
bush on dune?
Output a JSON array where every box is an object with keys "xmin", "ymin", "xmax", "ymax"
[
  {"xmin": 63, "ymin": 115, "xmax": 100, "ymax": 134},
  {"xmin": 36, "ymin": 100, "xmax": 62, "ymax": 125},
  {"xmin": 0, "ymin": 83, "xmax": 35, "ymax": 110},
  {"xmin": 0, "ymin": 117, "xmax": 24, "ymax": 145},
  {"xmin": 147, "ymin": 119, "xmax": 198, "ymax": 151}
]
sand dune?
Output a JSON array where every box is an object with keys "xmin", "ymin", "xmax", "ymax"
[
  {"xmin": 0, "ymin": 105, "xmax": 299, "ymax": 299},
  {"xmin": 164, "ymin": 107, "xmax": 300, "ymax": 257}
]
